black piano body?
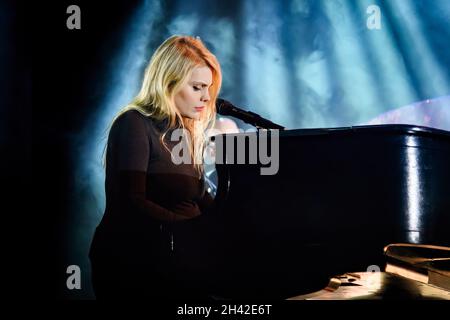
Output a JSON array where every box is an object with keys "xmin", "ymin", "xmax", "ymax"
[{"xmin": 208, "ymin": 124, "xmax": 450, "ymax": 299}]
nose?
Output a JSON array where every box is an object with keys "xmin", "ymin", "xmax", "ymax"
[{"xmin": 201, "ymin": 89, "xmax": 210, "ymax": 103}]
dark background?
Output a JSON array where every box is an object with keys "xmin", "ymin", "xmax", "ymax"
[
  {"xmin": 33, "ymin": 1, "xmax": 145, "ymax": 299},
  {"xmin": 4, "ymin": 1, "xmax": 144, "ymax": 298},
  {"xmin": 2, "ymin": 1, "xmax": 31, "ymax": 296}
]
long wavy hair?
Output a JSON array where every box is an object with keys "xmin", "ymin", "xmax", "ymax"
[{"xmin": 108, "ymin": 35, "xmax": 222, "ymax": 176}]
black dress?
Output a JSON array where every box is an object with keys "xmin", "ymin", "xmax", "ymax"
[{"xmin": 89, "ymin": 110, "xmax": 221, "ymax": 300}]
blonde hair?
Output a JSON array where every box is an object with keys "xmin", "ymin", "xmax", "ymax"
[{"xmin": 109, "ymin": 35, "xmax": 222, "ymax": 176}]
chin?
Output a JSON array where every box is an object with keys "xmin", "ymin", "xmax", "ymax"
[{"xmin": 182, "ymin": 113, "xmax": 200, "ymax": 120}]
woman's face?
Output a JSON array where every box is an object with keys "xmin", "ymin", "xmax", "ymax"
[{"xmin": 174, "ymin": 65, "xmax": 212, "ymax": 120}]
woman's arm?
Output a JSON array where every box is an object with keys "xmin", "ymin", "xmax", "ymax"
[
  {"xmin": 119, "ymin": 170, "xmax": 194, "ymax": 221},
  {"xmin": 111, "ymin": 111, "xmax": 192, "ymax": 222}
]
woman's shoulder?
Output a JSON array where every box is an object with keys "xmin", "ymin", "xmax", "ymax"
[
  {"xmin": 111, "ymin": 109, "xmax": 169, "ymax": 136},
  {"xmin": 113, "ymin": 109, "xmax": 163, "ymax": 128},
  {"xmin": 115, "ymin": 109, "xmax": 148, "ymax": 124},
  {"xmin": 108, "ymin": 110, "xmax": 148, "ymax": 138}
]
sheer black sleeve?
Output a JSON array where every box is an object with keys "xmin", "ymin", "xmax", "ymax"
[{"xmin": 110, "ymin": 111, "xmax": 190, "ymax": 222}]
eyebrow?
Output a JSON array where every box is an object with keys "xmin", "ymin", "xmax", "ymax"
[{"xmin": 192, "ymin": 81, "xmax": 212, "ymax": 87}]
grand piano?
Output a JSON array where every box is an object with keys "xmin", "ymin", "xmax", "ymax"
[{"xmin": 204, "ymin": 124, "xmax": 450, "ymax": 299}]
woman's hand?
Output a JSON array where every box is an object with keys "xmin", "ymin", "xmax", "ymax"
[{"xmin": 171, "ymin": 200, "xmax": 201, "ymax": 220}]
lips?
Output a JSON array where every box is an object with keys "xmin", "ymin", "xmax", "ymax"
[{"xmin": 194, "ymin": 106, "xmax": 205, "ymax": 111}]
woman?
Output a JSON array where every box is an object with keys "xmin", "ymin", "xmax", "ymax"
[{"xmin": 89, "ymin": 35, "xmax": 223, "ymax": 300}]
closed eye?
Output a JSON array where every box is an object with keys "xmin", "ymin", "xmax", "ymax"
[{"xmin": 192, "ymin": 82, "xmax": 212, "ymax": 90}]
